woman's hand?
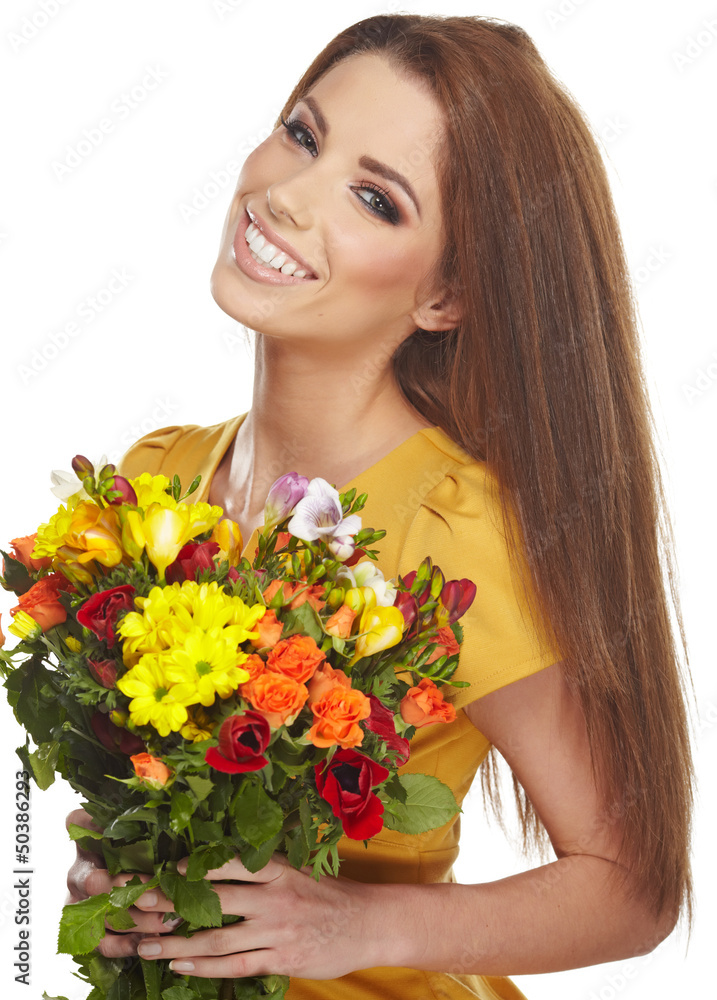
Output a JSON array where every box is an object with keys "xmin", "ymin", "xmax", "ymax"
[
  {"xmin": 133, "ymin": 852, "xmax": 374, "ymax": 980},
  {"xmin": 65, "ymin": 808, "xmax": 182, "ymax": 958}
]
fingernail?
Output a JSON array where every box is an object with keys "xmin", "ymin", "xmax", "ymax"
[
  {"xmin": 170, "ymin": 960, "xmax": 195, "ymax": 972},
  {"xmin": 163, "ymin": 917, "xmax": 183, "ymax": 930},
  {"xmin": 138, "ymin": 942, "xmax": 162, "ymax": 957},
  {"xmin": 139, "ymin": 892, "xmax": 158, "ymax": 907}
]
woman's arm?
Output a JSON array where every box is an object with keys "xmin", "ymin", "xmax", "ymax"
[{"xmin": 113, "ymin": 661, "xmax": 676, "ymax": 980}]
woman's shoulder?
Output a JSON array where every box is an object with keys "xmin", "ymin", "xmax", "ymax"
[
  {"xmin": 117, "ymin": 415, "xmax": 244, "ymax": 496},
  {"xmin": 400, "ymin": 428, "xmax": 561, "ymax": 707}
]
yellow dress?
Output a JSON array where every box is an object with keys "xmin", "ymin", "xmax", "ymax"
[{"xmin": 119, "ymin": 414, "xmax": 562, "ymax": 1000}]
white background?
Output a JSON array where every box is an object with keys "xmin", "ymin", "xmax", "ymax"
[{"xmin": 0, "ymin": 1, "xmax": 715, "ymax": 997}]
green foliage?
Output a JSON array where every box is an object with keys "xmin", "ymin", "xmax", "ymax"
[
  {"xmin": 231, "ymin": 781, "xmax": 283, "ymax": 849},
  {"xmin": 381, "ymin": 773, "xmax": 460, "ymax": 835},
  {"xmin": 57, "ymin": 893, "xmax": 111, "ymax": 954},
  {"xmin": 158, "ymin": 872, "xmax": 222, "ymax": 928}
]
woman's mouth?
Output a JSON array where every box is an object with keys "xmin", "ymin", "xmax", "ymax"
[{"xmin": 231, "ymin": 209, "xmax": 318, "ymax": 286}]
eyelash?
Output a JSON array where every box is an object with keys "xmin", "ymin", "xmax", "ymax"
[{"xmin": 279, "ymin": 114, "xmax": 400, "ymax": 225}]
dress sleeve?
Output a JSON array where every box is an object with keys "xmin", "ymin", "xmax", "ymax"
[
  {"xmin": 116, "ymin": 425, "xmax": 192, "ymax": 480},
  {"xmin": 397, "ymin": 459, "xmax": 563, "ymax": 711}
]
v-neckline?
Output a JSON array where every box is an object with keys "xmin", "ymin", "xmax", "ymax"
[{"xmin": 202, "ymin": 413, "xmax": 444, "ymax": 560}]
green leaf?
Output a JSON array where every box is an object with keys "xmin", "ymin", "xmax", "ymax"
[
  {"xmin": 67, "ymin": 822, "xmax": 104, "ymax": 841},
  {"xmin": 42, "ymin": 994, "xmax": 70, "ymax": 1000},
  {"xmin": 109, "ymin": 874, "xmax": 160, "ymax": 909},
  {"xmin": 106, "ymin": 908, "xmax": 137, "ymax": 931},
  {"xmin": 87, "ymin": 954, "xmax": 124, "ymax": 991},
  {"xmin": 285, "ymin": 827, "xmax": 310, "ymax": 870},
  {"xmin": 141, "ymin": 957, "xmax": 162, "ymax": 1000},
  {"xmin": 239, "ymin": 831, "xmax": 282, "ymax": 873},
  {"xmin": 161, "ymin": 987, "xmax": 197, "ymax": 1000},
  {"xmin": 0, "ymin": 549, "xmax": 33, "ymax": 594},
  {"xmin": 185, "ymin": 843, "xmax": 236, "ymax": 881},
  {"xmin": 103, "ymin": 839, "xmax": 154, "ymax": 875},
  {"xmin": 279, "ymin": 600, "xmax": 323, "ymax": 643},
  {"xmin": 185, "ymin": 774, "xmax": 214, "ymax": 802},
  {"xmin": 170, "ymin": 790, "xmax": 194, "ymax": 834},
  {"xmin": 232, "ymin": 781, "xmax": 283, "ymax": 849},
  {"xmin": 4, "ymin": 656, "xmax": 59, "ymax": 743},
  {"xmin": 381, "ymin": 773, "xmax": 459, "ymax": 835},
  {"xmin": 108, "ymin": 977, "xmax": 132, "ymax": 1000},
  {"xmin": 57, "ymin": 893, "xmax": 110, "ymax": 954},
  {"xmin": 27, "ymin": 740, "xmax": 60, "ymax": 789},
  {"xmin": 260, "ymin": 974, "xmax": 291, "ymax": 999},
  {"xmin": 159, "ymin": 872, "xmax": 222, "ymax": 928}
]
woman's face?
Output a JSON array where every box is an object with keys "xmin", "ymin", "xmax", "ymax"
[{"xmin": 210, "ymin": 52, "xmax": 450, "ymax": 357}]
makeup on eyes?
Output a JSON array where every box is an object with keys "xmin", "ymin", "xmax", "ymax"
[{"xmin": 281, "ymin": 95, "xmax": 422, "ymax": 221}]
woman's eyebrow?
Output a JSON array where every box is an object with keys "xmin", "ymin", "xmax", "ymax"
[{"xmin": 300, "ymin": 94, "xmax": 422, "ymax": 218}]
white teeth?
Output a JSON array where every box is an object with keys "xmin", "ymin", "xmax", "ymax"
[{"xmin": 244, "ymin": 218, "xmax": 312, "ymax": 277}]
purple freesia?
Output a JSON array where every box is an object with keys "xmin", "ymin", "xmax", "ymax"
[
  {"xmin": 287, "ymin": 478, "xmax": 361, "ymax": 544},
  {"xmin": 263, "ymin": 472, "xmax": 310, "ymax": 531}
]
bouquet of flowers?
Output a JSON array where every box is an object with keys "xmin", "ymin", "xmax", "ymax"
[{"xmin": 0, "ymin": 456, "xmax": 476, "ymax": 1000}]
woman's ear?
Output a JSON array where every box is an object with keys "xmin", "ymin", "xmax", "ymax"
[{"xmin": 410, "ymin": 287, "xmax": 463, "ymax": 332}]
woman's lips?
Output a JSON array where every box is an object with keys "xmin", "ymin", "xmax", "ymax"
[{"xmin": 231, "ymin": 208, "xmax": 318, "ymax": 286}]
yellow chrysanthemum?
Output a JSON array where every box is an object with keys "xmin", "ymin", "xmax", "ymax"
[
  {"xmin": 117, "ymin": 656, "xmax": 198, "ymax": 737},
  {"xmin": 118, "ymin": 584, "xmax": 188, "ymax": 665},
  {"xmin": 172, "ymin": 581, "xmax": 266, "ymax": 644},
  {"xmin": 163, "ymin": 626, "xmax": 250, "ymax": 706},
  {"xmin": 32, "ymin": 497, "xmax": 81, "ymax": 560},
  {"xmin": 180, "ymin": 706, "xmax": 215, "ymax": 742}
]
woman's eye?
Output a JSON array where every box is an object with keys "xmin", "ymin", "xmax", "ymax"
[
  {"xmin": 280, "ymin": 115, "xmax": 317, "ymax": 155},
  {"xmin": 355, "ymin": 185, "xmax": 399, "ymax": 224}
]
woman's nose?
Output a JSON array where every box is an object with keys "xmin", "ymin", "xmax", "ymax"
[{"xmin": 266, "ymin": 173, "xmax": 314, "ymax": 231}]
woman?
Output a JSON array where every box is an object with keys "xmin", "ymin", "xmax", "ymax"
[{"xmin": 66, "ymin": 13, "xmax": 694, "ymax": 999}]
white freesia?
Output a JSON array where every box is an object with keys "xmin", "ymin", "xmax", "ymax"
[
  {"xmin": 339, "ymin": 560, "xmax": 397, "ymax": 607},
  {"xmin": 50, "ymin": 453, "xmax": 108, "ymax": 501},
  {"xmin": 287, "ymin": 477, "xmax": 361, "ymax": 543}
]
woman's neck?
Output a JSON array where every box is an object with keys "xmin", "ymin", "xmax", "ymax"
[{"xmin": 208, "ymin": 335, "xmax": 431, "ymax": 541}]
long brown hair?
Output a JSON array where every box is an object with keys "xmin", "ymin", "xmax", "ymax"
[{"xmin": 276, "ymin": 14, "xmax": 694, "ymax": 923}]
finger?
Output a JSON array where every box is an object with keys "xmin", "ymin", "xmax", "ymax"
[
  {"xmin": 137, "ymin": 922, "xmax": 266, "ymax": 965},
  {"xmin": 96, "ymin": 931, "xmax": 143, "ymax": 959},
  {"xmin": 167, "ymin": 951, "xmax": 276, "ymax": 980},
  {"xmin": 66, "ymin": 807, "xmax": 101, "ymax": 834},
  {"xmin": 106, "ymin": 909, "xmax": 183, "ymax": 935},
  {"xmin": 133, "ymin": 887, "xmax": 175, "ymax": 912},
  {"xmin": 177, "ymin": 853, "xmax": 288, "ymax": 883}
]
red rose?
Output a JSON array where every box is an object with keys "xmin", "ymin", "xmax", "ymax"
[
  {"xmin": 165, "ymin": 541, "xmax": 220, "ymax": 584},
  {"xmin": 205, "ymin": 711, "xmax": 271, "ymax": 774},
  {"xmin": 91, "ymin": 711, "xmax": 145, "ymax": 755},
  {"xmin": 365, "ymin": 695, "xmax": 410, "ymax": 767},
  {"xmin": 87, "ymin": 658, "xmax": 118, "ymax": 689},
  {"xmin": 76, "ymin": 585, "xmax": 136, "ymax": 647},
  {"xmin": 314, "ymin": 749, "xmax": 389, "ymax": 840}
]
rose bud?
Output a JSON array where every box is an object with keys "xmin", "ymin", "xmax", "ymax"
[
  {"xmin": 365, "ymin": 694, "xmax": 410, "ymax": 766},
  {"xmin": 87, "ymin": 658, "xmax": 118, "ymax": 689},
  {"xmin": 438, "ymin": 578, "xmax": 477, "ymax": 625},
  {"xmin": 105, "ymin": 475, "xmax": 138, "ymax": 506},
  {"xmin": 205, "ymin": 711, "xmax": 271, "ymax": 773},
  {"xmin": 76, "ymin": 585, "xmax": 136, "ymax": 648}
]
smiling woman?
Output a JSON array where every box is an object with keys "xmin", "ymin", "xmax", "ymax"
[{"xmin": 64, "ymin": 12, "xmax": 694, "ymax": 1000}]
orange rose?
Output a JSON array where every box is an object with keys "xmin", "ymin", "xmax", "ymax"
[
  {"xmin": 11, "ymin": 573, "xmax": 70, "ymax": 632},
  {"xmin": 238, "ymin": 653, "xmax": 267, "ymax": 699},
  {"xmin": 266, "ymin": 634, "xmax": 325, "ymax": 684},
  {"xmin": 263, "ymin": 579, "xmax": 326, "ymax": 612},
  {"xmin": 10, "ymin": 534, "xmax": 52, "ymax": 572},
  {"xmin": 130, "ymin": 752, "xmax": 171, "ymax": 786},
  {"xmin": 424, "ymin": 625, "xmax": 460, "ymax": 664},
  {"xmin": 307, "ymin": 662, "xmax": 351, "ymax": 705},
  {"xmin": 247, "ymin": 672, "xmax": 309, "ymax": 728},
  {"xmin": 400, "ymin": 678, "xmax": 457, "ymax": 728},
  {"xmin": 254, "ymin": 608, "xmax": 283, "ymax": 649},
  {"xmin": 324, "ymin": 604, "xmax": 357, "ymax": 639},
  {"xmin": 308, "ymin": 685, "xmax": 371, "ymax": 749}
]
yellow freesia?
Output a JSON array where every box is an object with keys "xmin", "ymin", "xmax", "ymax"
[
  {"xmin": 129, "ymin": 473, "xmax": 175, "ymax": 509},
  {"xmin": 351, "ymin": 605, "xmax": 405, "ymax": 663},
  {"xmin": 117, "ymin": 656, "xmax": 198, "ymax": 737},
  {"xmin": 212, "ymin": 518, "xmax": 243, "ymax": 566},
  {"xmin": 127, "ymin": 502, "xmax": 224, "ymax": 581}
]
